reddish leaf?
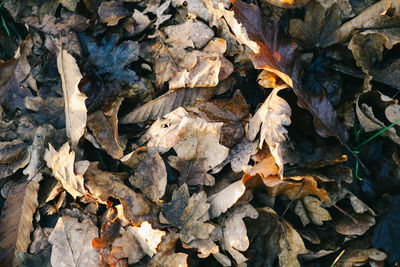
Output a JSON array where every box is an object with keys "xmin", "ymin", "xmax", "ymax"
[{"xmin": 232, "ymin": 0, "xmax": 347, "ymax": 141}]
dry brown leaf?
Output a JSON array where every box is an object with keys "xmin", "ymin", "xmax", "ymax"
[
  {"xmin": 120, "ymin": 81, "xmax": 230, "ymax": 124},
  {"xmin": 263, "ymin": 0, "xmax": 311, "ymax": 8},
  {"xmin": 122, "ymin": 147, "xmax": 167, "ymax": 202},
  {"xmin": 162, "ymin": 184, "xmax": 215, "ymax": 243},
  {"xmin": 295, "ymin": 196, "xmax": 331, "ymax": 226},
  {"xmin": 334, "ymin": 213, "xmax": 375, "ymax": 236},
  {"xmin": 84, "ymin": 162, "xmax": 155, "ymax": 224},
  {"xmin": 208, "ymin": 180, "xmax": 246, "ymax": 219},
  {"xmin": 131, "ymin": 9, "xmax": 152, "ymax": 36},
  {"xmin": 322, "ymin": 0, "xmax": 400, "ymax": 47},
  {"xmin": 164, "ymin": 19, "xmax": 214, "ymax": 49},
  {"xmin": 168, "ymin": 158, "xmax": 216, "ymax": 186},
  {"xmin": 87, "ymin": 98, "xmax": 124, "ymax": 159},
  {"xmin": 48, "ymin": 215, "xmax": 99, "ymax": 267},
  {"xmin": 338, "ymin": 248, "xmax": 386, "ymax": 267},
  {"xmin": 289, "ymin": 2, "xmax": 341, "ymax": 48},
  {"xmin": 247, "ymin": 85, "xmax": 291, "ymax": 177},
  {"xmin": 221, "ymin": 204, "xmax": 258, "ymax": 265},
  {"xmin": 246, "ymin": 207, "xmax": 307, "ymax": 267},
  {"xmin": 0, "ymin": 140, "xmax": 30, "ymax": 179},
  {"xmin": 111, "ymin": 227, "xmax": 145, "ymax": 265},
  {"xmin": 57, "ymin": 50, "xmax": 87, "ymax": 151},
  {"xmin": 182, "ymin": 237, "xmax": 219, "ymax": 258},
  {"xmin": 0, "ymin": 181, "xmax": 39, "ymax": 266},
  {"xmin": 44, "ymin": 142, "xmax": 86, "ymax": 199},
  {"xmin": 148, "ymin": 232, "xmax": 188, "ymax": 267},
  {"xmin": 98, "ymin": 1, "xmax": 130, "ymax": 26}
]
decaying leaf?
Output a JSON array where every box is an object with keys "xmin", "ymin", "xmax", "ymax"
[
  {"xmin": 86, "ymin": 97, "xmax": 124, "ymax": 159},
  {"xmin": 84, "ymin": 162, "xmax": 155, "ymax": 224},
  {"xmin": 48, "ymin": 215, "xmax": 99, "ymax": 267},
  {"xmin": 98, "ymin": 1, "xmax": 130, "ymax": 26},
  {"xmin": 295, "ymin": 196, "xmax": 332, "ymax": 226},
  {"xmin": 120, "ymin": 82, "xmax": 229, "ymax": 124},
  {"xmin": 338, "ymin": 248, "xmax": 387, "ymax": 267},
  {"xmin": 0, "ymin": 181, "xmax": 39, "ymax": 266},
  {"xmin": 111, "ymin": 227, "xmax": 145, "ymax": 265},
  {"xmin": 148, "ymin": 232, "xmax": 188, "ymax": 267},
  {"xmin": 247, "ymin": 85, "xmax": 291, "ymax": 177},
  {"xmin": 162, "ymin": 184, "xmax": 215, "ymax": 243},
  {"xmin": 164, "ymin": 19, "xmax": 214, "ymax": 49},
  {"xmin": 246, "ymin": 207, "xmax": 307, "ymax": 267},
  {"xmin": 44, "ymin": 142, "xmax": 86, "ymax": 199},
  {"xmin": 334, "ymin": 213, "xmax": 375, "ymax": 236},
  {"xmin": 57, "ymin": 50, "xmax": 87, "ymax": 150},
  {"xmin": 208, "ymin": 180, "xmax": 246, "ymax": 219},
  {"xmin": 0, "ymin": 139, "xmax": 30, "ymax": 179},
  {"xmin": 221, "ymin": 204, "xmax": 258, "ymax": 265},
  {"xmin": 289, "ymin": 2, "xmax": 341, "ymax": 48},
  {"xmin": 122, "ymin": 147, "xmax": 167, "ymax": 202}
]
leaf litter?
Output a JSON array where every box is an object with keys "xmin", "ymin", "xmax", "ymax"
[{"xmin": 1, "ymin": 0, "xmax": 400, "ymax": 266}]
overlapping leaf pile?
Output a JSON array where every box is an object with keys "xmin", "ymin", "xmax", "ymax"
[{"xmin": 1, "ymin": 0, "xmax": 400, "ymax": 266}]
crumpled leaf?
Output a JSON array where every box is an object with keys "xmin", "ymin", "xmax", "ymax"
[
  {"xmin": 232, "ymin": 0, "xmax": 347, "ymax": 142},
  {"xmin": 246, "ymin": 207, "xmax": 308, "ymax": 267},
  {"xmin": 322, "ymin": 0, "xmax": 400, "ymax": 47},
  {"xmin": 84, "ymin": 162, "xmax": 155, "ymax": 224},
  {"xmin": 372, "ymin": 195, "xmax": 400, "ymax": 264},
  {"xmin": 208, "ymin": 180, "xmax": 246, "ymax": 219},
  {"xmin": 57, "ymin": 50, "xmax": 87, "ymax": 150},
  {"xmin": 247, "ymin": 85, "xmax": 291, "ymax": 177},
  {"xmin": 0, "ymin": 139, "xmax": 30, "ymax": 179},
  {"xmin": 148, "ymin": 232, "xmax": 188, "ymax": 267},
  {"xmin": 162, "ymin": 184, "xmax": 215, "ymax": 243},
  {"xmin": 334, "ymin": 213, "xmax": 375, "ymax": 236},
  {"xmin": 87, "ymin": 97, "xmax": 124, "ymax": 159},
  {"xmin": 122, "ymin": 147, "xmax": 167, "ymax": 202},
  {"xmin": 164, "ymin": 19, "xmax": 214, "ymax": 49},
  {"xmin": 98, "ymin": 1, "xmax": 130, "ymax": 26},
  {"xmin": 44, "ymin": 142, "xmax": 86, "ymax": 199},
  {"xmin": 48, "ymin": 215, "xmax": 99, "ymax": 267},
  {"xmin": 120, "ymin": 79, "xmax": 231, "ymax": 124},
  {"xmin": 289, "ymin": 2, "xmax": 341, "ymax": 49},
  {"xmin": 221, "ymin": 204, "xmax": 258, "ymax": 265},
  {"xmin": 295, "ymin": 196, "xmax": 332, "ymax": 226},
  {"xmin": 152, "ymin": 37, "xmax": 233, "ymax": 89},
  {"xmin": 0, "ymin": 181, "xmax": 39, "ymax": 266}
]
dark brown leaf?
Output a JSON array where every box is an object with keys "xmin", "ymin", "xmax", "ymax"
[
  {"xmin": 98, "ymin": 1, "xmax": 130, "ymax": 26},
  {"xmin": 0, "ymin": 140, "xmax": 30, "ymax": 179}
]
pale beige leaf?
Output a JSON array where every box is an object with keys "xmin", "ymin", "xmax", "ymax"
[
  {"xmin": 208, "ymin": 180, "xmax": 246, "ymax": 219},
  {"xmin": 148, "ymin": 232, "xmax": 188, "ymax": 267},
  {"xmin": 44, "ymin": 142, "xmax": 86, "ymax": 199},
  {"xmin": 130, "ymin": 221, "xmax": 166, "ymax": 256},
  {"xmin": 57, "ymin": 50, "xmax": 87, "ymax": 150},
  {"xmin": 111, "ymin": 227, "xmax": 145, "ymax": 264},
  {"xmin": 120, "ymin": 80, "xmax": 231, "ymax": 124},
  {"xmin": 302, "ymin": 196, "xmax": 331, "ymax": 225},
  {"xmin": 48, "ymin": 215, "xmax": 99, "ymax": 267},
  {"xmin": 222, "ymin": 204, "xmax": 258, "ymax": 265},
  {"xmin": 247, "ymin": 85, "xmax": 291, "ymax": 178},
  {"xmin": 0, "ymin": 181, "xmax": 39, "ymax": 266},
  {"xmin": 182, "ymin": 238, "xmax": 219, "ymax": 258}
]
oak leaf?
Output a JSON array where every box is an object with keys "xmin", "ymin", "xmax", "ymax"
[
  {"xmin": 295, "ymin": 196, "xmax": 332, "ymax": 226},
  {"xmin": 148, "ymin": 232, "xmax": 188, "ymax": 267},
  {"xmin": 57, "ymin": 50, "xmax": 87, "ymax": 150},
  {"xmin": 44, "ymin": 142, "xmax": 86, "ymax": 199}
]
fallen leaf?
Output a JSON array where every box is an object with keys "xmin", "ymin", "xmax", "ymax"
[
  {"xmin": 44, "ymin": 142, "xmax": 86, "ymax": 199},
  {"xmin": 131, "ymin": 9, "xmax": 152, "ymax": 36},
  {"xmin": 111, "ymin": 227, "xmax": 145, "ymax": 265},
  {"xmin": 0, "ymin": 140, "xmax": 30, "ymax": 179},
  {"xmin": 208, "ymin": 180, "xmax": 246, "ymax": 219},
  {"xmin": 182, "ymin": 236, "xmax": 219, "ymax": 258},
  {"xmin": 98, "ymin": 1, "xmax": 130, "ymax": 26},
  {"xmin": 130, "ymin": 221, "xmax": 166, "ymax": 256},
  {"xmin": 338, "ymin": 248, "xmax": 387, "ymax": 267},
  {"xmin": 148, "ymin": 232, "xmax": 188, "ymax": 267},
  {"xmin": 59, "ymin": 0, "xmax": 79, "ymax": 11},
  {"xmin": 334, "ymin": 213, "xmax": 375, "ymax": 236},
  {"xmin": 221, "ymin": 204, "xmax": 258, "ymax": 265},
  {"xmin": 247, "ymin": 85, "xmax": 291, "ymax": 177},
  {"xmin": 168, "ymin": 158, "xmax": 216, "ymax": 186},
  {"xmin": 57, "ymin": 50, "xmax": 87, "ymax": 150},
  {"xmin": 162, "ymin": 184, "xmax": 215, "ymax": 243},
  {"xmin": 372, "ymin": 195, "xmax": 400, "ymax": 264},
  {"xmin": 49, "ymin": 215, "xmax": 99, "ymax": 267},
  {"xmin": 122, "ymin": 147, "xmax": 167, "ymax": 202},
  {"xmin": 84, "ymin": 162, "xmax": 155, "ymax": 224},
  {"xmin": 154, "ymin": 0, "xmax": 172, "ymax": 29},
  {"xmin": 295, "ymin": 196, "xmax": 331, "ymax": 226},
  {"xmin": 0, "ymin": 181, "xmax": 39, "ymax": 266},
  {"xmin": 263, "ymin": 0, "xmax": 311, "ymax": 8},
  {"xmin": 164, "ymin": 19, "xmax": 214, "ymax": 49},
  {"xmin": 246, "ymin": 207, "xmax": 307, "ymax": 267},
  {"xmin": 120, "ymin": 79, "xmax": 231, "ymax": 124},
  {"xmin": 289, "ymin": 2, "xmax": 341, "ymax": 48},
  {"xmin": 87, "ymin": 98, "xmax": 124, "ymax": 159}
]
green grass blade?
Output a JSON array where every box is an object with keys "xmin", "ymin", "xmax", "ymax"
[{"xmin": 356, "ymin": 117, "xmax": 400, "ymax": 149}]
